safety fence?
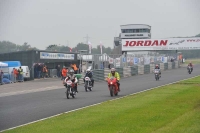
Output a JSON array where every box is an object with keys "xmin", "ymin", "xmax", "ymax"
[{"xmin": 90, "ymin": 61, "xmax": 179, "ymax": 83}]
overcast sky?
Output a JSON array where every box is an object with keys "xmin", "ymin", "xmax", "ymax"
[{"xmin": 0, "ymin": 0, "xmax": 200, "ymax": 50}]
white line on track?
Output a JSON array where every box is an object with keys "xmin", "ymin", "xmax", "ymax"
[
  {"xmin": 1, "ymin": 75, "xmax": 199, "ymax": 133},
  {"xmin": 0, "ymin": 86, "xmax": 61, "ymax": 98}
]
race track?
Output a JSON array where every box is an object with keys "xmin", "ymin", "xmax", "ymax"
[{"xmin": 0, "ymin": 65, "xmax": 200, "ymax": 131}]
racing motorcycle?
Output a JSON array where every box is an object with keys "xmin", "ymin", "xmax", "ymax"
[
  {"xmin": 188, "ymin": 66, "xmax": 192, "ymax": 74},
  {"xmin": 106, "ymin": 77, "xmax": 119, "ymax": 97},
  {"xmin": 64, "ymin": 79, "xmax": 76, "ymax": 99},
  {"xmin": 84, "ymin": 76, "xmax": 92, "ymax": 92},
  {"xmin": 154, "ymin": 69, "xmax": 160, "ymax": 81}
]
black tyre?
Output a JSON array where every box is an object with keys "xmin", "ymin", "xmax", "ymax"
[
  {"xmin": 110, "ymin": 86, "xmax": 114, "ymax": 97},
  {"xmin": 66, "ymin": 88, "xmax": 70, "ymax": 99},
  {"xmin": 85, "ymin": 83, "xmax": 88, "ymax": 92}
]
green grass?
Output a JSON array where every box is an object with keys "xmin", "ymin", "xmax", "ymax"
[
  {"xmin": 185, "ymin": 58, "xmax": 200, "ymax": 64},
  {"xmin": 4, "ymin": 76, "xmax": 200, "ymax": 133}
]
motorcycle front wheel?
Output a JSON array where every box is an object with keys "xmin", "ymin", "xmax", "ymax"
[
  {"xmin": 110, "ymin": 86, "xmax": 114, "ymax": 97},
  {"xmin": 66, "ymin": 88, "xmax": 70, "ymax": 99}
]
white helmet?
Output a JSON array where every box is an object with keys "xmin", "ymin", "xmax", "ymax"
[{"xmin": 86, "ymin": 69, "xmax": 90, "ymax": 73}]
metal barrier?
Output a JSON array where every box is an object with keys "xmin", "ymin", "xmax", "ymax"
[
  {"xmin": 172, "ymin": 62, "xmax": 175, "ymax": 69},
  {"xmin": 49, "ymin": 69, "xmax": 57, "ymax": 78},
  {"xmin": 144, "ymin": 65, "xmax": 150, "ymax": 74},
  {"xmin": 164, "ymin": 63, "xmax": 168, "ymax": 70}
]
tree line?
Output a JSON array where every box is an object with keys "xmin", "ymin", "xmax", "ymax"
[{"xmin": 0, "ymin": 41, "xmax": 112, "ymax": 54}]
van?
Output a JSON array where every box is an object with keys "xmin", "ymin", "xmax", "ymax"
[{"xmin": 9, "ymin": 66, "xmax": 30, "ymax": 81}]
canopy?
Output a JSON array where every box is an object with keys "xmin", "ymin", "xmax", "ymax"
[{"xmin": 0, "ymin": 62, "xmax": 8, "ymax": 67}]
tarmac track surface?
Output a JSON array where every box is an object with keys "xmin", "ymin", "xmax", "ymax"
[{"xmin": 0, "ymin": 64, "xmax": 200, "ymax": 131}]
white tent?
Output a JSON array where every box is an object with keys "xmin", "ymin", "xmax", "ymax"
[
  {"xmin": 0, "ymin": 62, "xmax": 9, "ymax": 73},
  {"xmin": 0, "ymin": 62, "xmax": 8, "ymax": 67}
]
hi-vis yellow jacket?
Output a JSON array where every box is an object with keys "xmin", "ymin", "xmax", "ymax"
[{"xmin": 108, "ymin": 72, "xmax": 120, "ymax": 81}]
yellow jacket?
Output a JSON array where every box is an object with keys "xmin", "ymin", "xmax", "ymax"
[{"xmin": 108, "ymin": 72, "xmax": 120, "ymax": 81}]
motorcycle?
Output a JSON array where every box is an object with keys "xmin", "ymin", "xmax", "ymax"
[
  {"xmin": 106, "ymin": 77, "xmax": 119, "ymax": 97},
  {"xmin": 64, "ymin": 79, "xmax": 76, "ymax": 99},
  {"xmin": 188, "ymin": 66, "xmax": 192, "ymax": 74},
  {"xmin": 154, "ymin": 69, "xmax": 160, "ymax": 81},
  {"xmin": 84, "ymin": 76, "xmax": 92, "ymax": 92}
]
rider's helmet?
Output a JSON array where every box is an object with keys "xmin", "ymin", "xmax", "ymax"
[
  {"xmin": 69, "ymin": 69, "xmax": 74, "ymax": 76},
  {"xmin": 86, "ymin": 69, "xmax": 90, "ymax": 73},
  {"xmin": 111, "ymin": 68, "xmax": 115, "ymax": 74}
]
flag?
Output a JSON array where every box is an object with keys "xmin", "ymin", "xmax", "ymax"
[
  {"xmin": 88, "ymin": 41, "xmax": 92, "ymax": 54},
  {"xmin": 100, "ymin": 41, "xmax": 103, "ymax": 54}
]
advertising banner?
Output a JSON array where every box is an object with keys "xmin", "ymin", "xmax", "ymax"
[
  {"xmin": 122, "ymin": 37, "xmax": 200, "ymax": 51},
  {"xmin": 115, "ymin": 58, "xmax": 121, "ymax": 67},
  {"xmin": 40, "ymin": 52, "xmax": 74, "ymax": 60},
  {"xmin": 144, "ymin": 57, "xmax": 150, "ymax": 65}
]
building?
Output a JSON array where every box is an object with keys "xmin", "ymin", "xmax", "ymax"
[
  {"xmin": 113, "ymin": 24, "xmax": 151, "ymax": 54},
  {"xmin": 0, "ymin": 50, "xmax": 79, "ymax": 80}
]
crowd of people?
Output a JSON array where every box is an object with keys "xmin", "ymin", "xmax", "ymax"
[
  {"xmin": 34, "ymin": 63, "xmax": 49, "ymax": 79},
  {"xmin": 0, "ymin": 67, "xmax": 24, "ymax": 85}
]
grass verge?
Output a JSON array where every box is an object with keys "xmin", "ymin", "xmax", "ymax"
[
  {"xmin": 185, "ymin": 58, "xmax": 200, "ymax": 64},
  {"xmin": 3, "ymin": 76, "xmax": 200, "ymax": 133}
]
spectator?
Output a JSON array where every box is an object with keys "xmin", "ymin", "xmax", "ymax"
[
  {"xmin": 11, "ymin": 68, "xmax": 17, "ymax": 83},
  {"xmin": 108, "ymin": 64, "xmax": 111, "ymax": 69},
  {"xmin": 62, "ymin": 66, "xmax": 68, "ymax": 80},
  {"xmin": 42, "ymin": 65, "xmax": 48, "ymax": 78},
  {"xmin": 79, "ymin": 64, "xmax": 82, "ymax": 73},
  {"xmin": 0, "ymin": 70, "xmax": 4, "ymax": 84},
  {"xmin": 37, "ymin": 64, "xmax": 42, "ymax": 78},
  {"xmin": 73, "ymin": 64, "xmax": 78, "ymax": 74},
  {"xmin": 18, "ymin": 66, "xmax": 24, "ymax": 82},
  {"xmin": 14, "ymin": 68, "xmax": 18, "ymax": 83},
  {"xmin": 56, "ymin": 65, "xmax": 61, "ymax": 77}
]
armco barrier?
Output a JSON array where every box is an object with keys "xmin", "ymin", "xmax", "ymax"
[
  {"xmin": 130, "ymin": 66, "xmax": 138, "ymax": 75},
  {"xmin": 138, "ymin": 65, "xmax": 144, "ymax": 75},
  {"xmin": 123, "ymin": 67, "xmax": 131, "ymax": 77},
  {"xmin": 150, "ymin": 64, "xmax": 155, "ymax": 73},
  {"xmin": 49, "ymin": 69, "xmax": 57, "ymax": 78},
  {"xmin": 172, "ymin": 62, "xmax": 175, "ymax": 69},
  {"xmin": 168, "ymin": 62, "xmax": 172, "ymax": 69},
  {"xmin": 160, "ymin": 63, "xmax": 164, "ymax": 71},
  {"xmin": 164, "ymin": 63, "xmax": 168, "ymax": 70},
  {"xmin": 144, "ymin": 65, "xmax": 150, "ymax": 74}
]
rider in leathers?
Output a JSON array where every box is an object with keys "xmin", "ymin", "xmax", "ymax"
[
  {"xmin": 65, "ymin": 69, "xmax": 78, "ymax": 93},
  {"xmin": 107, "ymin": 68, "xmax": 121, "ymax": 91},
  {"xmin": 83, "ymin": 69, "xmax": 94, "ymax": 87},
  {"xmin": 155, "ymin": 64, "xmax": 161, "ymax": 77},
  {"xmin": 187, "ymin": 62, "xmax": 193, "ymax": 72}
]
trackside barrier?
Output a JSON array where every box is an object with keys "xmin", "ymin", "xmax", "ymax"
[
  {"xmin": 138, "ymin": 65, "xmax": 144, "ymax": 75},
  {"xmin": 160, "ymin": 63, "xmax": 164, "ymax": 71},
  {"xmin": 172, "ymin": 62, "xmax": 175, "ymax": 69},
  {"xmin": 49, "ymin": 69, "xmax": 57, "ymax": 78},
  {"xmin": 164, "ymin": 63, "xmax": 168, "ymax": 70},
  {"xmin": 123, "ymin": 67, "xmax": 131, "ymax": 77},
  {"xmin": 144, "ymin": 65, "xmax": 150, "ymax": 74},
  {"xmin": 168, "ymin": 62, "xmax": 172, "ymax": 69},
  {"xmin": 150, "ymin": 64, "xmax": 155, "ymax": 73},
  {"xmin": 175, "ymin": 61, "xmax": 178, "ymax": 68},
  {"xmin": 130, "ymin": 66, "xmax": 138, "ymax": 75}
]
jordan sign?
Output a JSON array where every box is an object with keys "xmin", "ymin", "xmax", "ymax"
[{"xmin": 122, "ymin": 37, "xmax": 200, "ymax": 51}]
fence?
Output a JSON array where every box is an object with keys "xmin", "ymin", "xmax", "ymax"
[
  {"xmin": 88, "ymin": 61, "xmax": 179, "ymax": 83},
  {"xmin": 79, "ymin": 54, "xmax": 179, "ymax": 72}
]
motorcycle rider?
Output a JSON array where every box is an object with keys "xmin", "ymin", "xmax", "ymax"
[
  {"xmin": 107, "ymin": 68, "xmax": 121, "ymax": 91},
  {"xmin": 187, "ymin": 62, "xmax": 193, "ymax": 72},
  {"xmin": 83, "ymin": 69, "xmax": 94, "ymax": 87},
  {"xmin": 155, "ymin": 64, "xmax": 161, "ymax": 77},
  {"xmin": 64, "ymin": 69, "xmax": 78, "ymax": 93}
]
